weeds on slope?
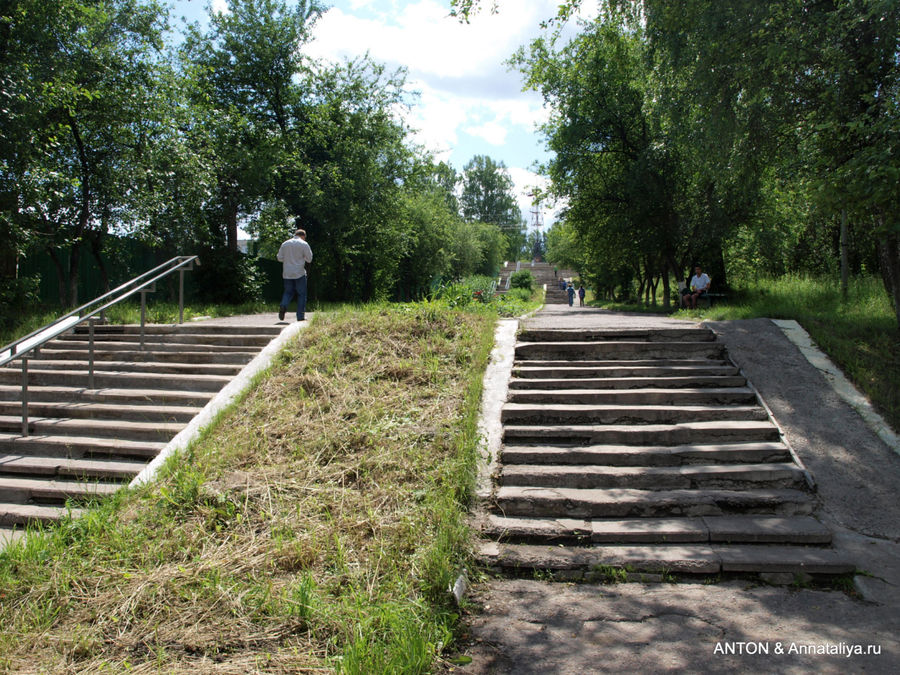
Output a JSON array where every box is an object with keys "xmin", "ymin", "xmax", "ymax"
[
  {"xmin": 0, "ymin": 303, "xmax": 497, "ymax": 673},
  {"xmin": 686, "ymin": 276, "xmax": 899, "ymax": 433}
]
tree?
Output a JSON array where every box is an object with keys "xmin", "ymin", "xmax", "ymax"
[
  {"xmin": 465, "ymin": 0, "xmax": 900, "ymax": 326},
  {"xmin": 2, "ymin": 0, "xmax": 171, "ymax": 307},
  {"xmin": 181, "ymin": 0, "xmax": 322, "ymax": 255},
  {"xmin": 459, "ymin": 155, "xmax": 524, "ymax": 259},
  {"xmin": 515, "ymin": 19, "xmax": 684, "ymax": 306},
  {"xmin": 460, "ymin": 155, "xmax": 520, "ymax": 228}
]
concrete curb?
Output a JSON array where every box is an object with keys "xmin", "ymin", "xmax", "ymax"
[
  {"xmin": 772, "ymin": 318, "xmax": 900, "ymax": 457},
  {"xmin": 475, "ymin": 319, "xmax": 518, "ymax": 502},
  {"xmin": 130, "ymin": 319, "xmax": 309, "ymax": 488}
]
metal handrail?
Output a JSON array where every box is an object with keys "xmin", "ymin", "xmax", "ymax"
[{"xmin": 0, "ymin": 255, "xmax": 198, "ymax": 436}]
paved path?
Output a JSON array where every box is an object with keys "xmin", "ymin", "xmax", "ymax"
[{"xmin": 457, "ymin": 304, "xmax": 900, "ymax": 674}]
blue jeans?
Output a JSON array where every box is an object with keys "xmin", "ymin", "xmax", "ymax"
[{"xmin": 280, "ymin": 276, "xmax": 308, "ymax": 319}]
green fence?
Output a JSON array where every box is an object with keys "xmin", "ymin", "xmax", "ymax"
[{"xmin": 17, "ymin": 238, "xmax": 285, "ymax": 308}]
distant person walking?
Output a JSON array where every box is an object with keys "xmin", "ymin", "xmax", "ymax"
[
  {"xmin": 578, "ymin": 284, "xmax": 586, "ymax": 307},
  {"xmin": 567, "ymin": 282, "xmax": 575, "ymax": 307},
  {"xmin": 277, "ymin": 228, "xmax": 313, "ymax": 321}
]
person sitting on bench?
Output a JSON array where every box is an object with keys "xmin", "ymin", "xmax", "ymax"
[{"xmin": 683, "ymin": 264, "xmax": 711, "ymax": 309}]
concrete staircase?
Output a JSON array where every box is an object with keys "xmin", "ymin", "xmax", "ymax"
[
  {"xmin": 477, "ymin": 326, "xmax": 855, "ymax": 579},
  {"xmin": 0, "ymin": 321, "xmax": 282, "ymax": 543},
  {"xmin": 499, "ymin": 262, "xmax": 575, "ymax": 304}
]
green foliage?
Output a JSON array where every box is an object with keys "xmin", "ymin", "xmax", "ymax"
[
  {"xmin": 509, "ymin": 270, "xmax": 534, "ymax": 291},
  {"xmin": 460, "ymin": 155, "xmax": 525, "ymax": 259},
  {"xmin": 503, "ymin": 0, "xmax": 900, "ymax": 324},
  {"xmin": 0, "ymin": 276, "xmax": 39, "ymax": 332},
  {"xmin": 1, "ymin": 0, "xmax": 171, "ymax": 307},
  {"xmin": 670, "ymin": 274, "xmax": 899, "ymax": 431},
  {"xmin": 431, "ymin": 275, "xmax": 496, "ymax": 308},
  {"xmin": 192, "ymin": 250, "xmax": 264, "ymax": 304}
]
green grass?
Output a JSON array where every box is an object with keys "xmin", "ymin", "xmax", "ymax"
[
  {"xmin": 0, "ymin": 303, "xmax": 497, "ymax": 672},
  {"xmin": 599, "ymin": 275, "xmax": 899, "ymax": 433}
]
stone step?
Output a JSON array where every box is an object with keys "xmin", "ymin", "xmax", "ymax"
[
  {"xmin": 0, "ymin": 368, "xmax": 231, "ymax": 392},
  {"xmin": 508, "ymin": 376, "xmax": 748, "ymax": 390},
  {"xmin": 481, "ymin": 515, "xmax": 833, "ymax": 545},
  {"xmin": 0, "ymin": 401, "xmax": 201, "ymax": 423},
  {"xmin": 34, "ymin": 347, "xmax": 256, "ymax": 365},
  {"xmin": 501, "ymin": 403, "xmax": 768, "ymax": 425},
  {"xmin": 512, "ymin": 365, "xmax": 740, "ymax": 378},
  {"xmin": 58, "ymin": 333, "xmax": 272, "ymax": 347},
  {"xmin": 74, "ymin": 323, "xmax": 282, "ymax": 336},
  {"xmin": 492, "ymin": 486, "xmax": 815, "ymax": 518},
  {"xmin": 0, "ymin": 526, "xmax": 24, "ymax": 545},
  {"xmin": 19, "ymin": 358, "xmax": 244, "ymax": 376},
  {"xmin": 0, "ymin": 433, "xmax": 165, "ymax": 460},
  {"xmin": 507, "ymin": 387, "xmax": 757, "ymax": 406},
  {"xmin": 0, "ymin": 415, "xmax": 182, "ymax": 442},
  {"xmin": 515, "ymin": 358, "xmax": 734, "ymax": 369},
  {"xmin": 0, "ymin": 503, "xmax": 84, "ymax": 527},
  {"xmin": 518, "ymin": 328, "xmax": 716, "ymax": 342},
  {"xmin": 0, "ymin": 385, "xmax": 213, "ymax": 406},
  {"xmin": 0, "ymin": 454, "xmax": 145, "ymax": 480},
  {"xmin": 0, "ymin": 475, "xmax": 121, "ymax": 503},
  {"xmin": 499, "ymin": 463, "xmax": 807, "ymax": 490},
  {"xmin": 516, "ymin": 341, "xmax": 726, "ymax": 361},
  {"xmin": 44, "ymin": 339, "xmax": 259, "ymax": 354},
  {"xmin": 501, "ymin": 441, "xmax": 793, "ymax": 466},
  {"xmin": 477, "ymin": 542, "xmax": 855, "ymax": 576},
  {"xmin": 502, "ymin": 420, "xmax": 782, "ymax": 446}
]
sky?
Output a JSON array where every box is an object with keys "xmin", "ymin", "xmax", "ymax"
[{"xmin": 169, "ymin": 0, "xmax": 592, "ymax": 228}]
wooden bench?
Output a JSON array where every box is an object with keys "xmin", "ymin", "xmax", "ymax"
[{"xmin": 700, "ymin": 292, "xmax": 727, "ymax": 308}]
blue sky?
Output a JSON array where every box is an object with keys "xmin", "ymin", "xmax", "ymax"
[{"xmin": 168, "ymin": 0, "xmax": 595, "ymax": 225}]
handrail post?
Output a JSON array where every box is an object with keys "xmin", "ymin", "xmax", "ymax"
[
  {"xmin": 179, "ymin": 268, "xmax": 185, "ymax": 324},
  {"xmin": 88, "ymin": 317, "xmax": 96, "ymax": 389},
  {"xmin": 21, "ymin": 357, "xmax": 29, "ymax": 437},
  {"xmin": 140, "ymin": 289, "xmax": 147, "ymax": 350}
]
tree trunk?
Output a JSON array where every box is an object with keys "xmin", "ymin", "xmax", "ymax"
[
  {"xmin": 47, "ymin": 248, "xmax": 68, "ymax": 309},
  {"xmin": 224, "ymin": 201, "xmax": 239, "ymax": 253},
  {"xmin": 840, "ymin": 210, "xmax": 849, "ymax": 301},
  {"xmin": 876, "ymin": 222, "xmax": 900, "ymax": 333},
  {"xmin": 89, "ymin": 230, "xmax": 110, "ymax": 294},
  {"xmin": 67, "ymin": 242, "xmax": 81, "ymax": 308}
]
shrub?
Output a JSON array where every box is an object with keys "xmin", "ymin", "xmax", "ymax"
[
  {"xmin": 432, "ymin": 275, "xmax": 496, "ymax": 308},
  {"xmin": 0, "ymin": 276, "xmax": 40, "ymax": 331},
  {"xmin": 509, "ymin": 270, "xmax": 534, "ymax": 291},
  {"xmin": 193, "ymin": 249, "xmax": 263, "ymax": 304}
]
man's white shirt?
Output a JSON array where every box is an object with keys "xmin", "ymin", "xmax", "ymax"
[{"xmin": 277, "ymin": 237, "xmax": 313, "ymax": 279}]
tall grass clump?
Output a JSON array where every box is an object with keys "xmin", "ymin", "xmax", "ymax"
[
  {"xmin": 0, "ymin": 303, "xmax": 497, "ymax": 672},
  {"xmin": 431, "ymin": 274, "xmax": 541, "ymax": 317},
  {"xmin": 680, "ymin": 275, "xmax": 899, "ymax": 432}
]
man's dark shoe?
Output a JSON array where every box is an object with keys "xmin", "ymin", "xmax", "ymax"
[
  {"xmin": 278, "ymin": 306, "xmax": 286, "ymax": 321},
  {"xmin": 298, "ymin": 314, "xmax": 305, "ymax": 321}
]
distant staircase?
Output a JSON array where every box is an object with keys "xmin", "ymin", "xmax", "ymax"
[
  {"xmin": 498, "ymin": 261, "xmax": 575, "ymax": 304},
  {"xmin": 477, "ymin": 326, "xmax": 855, "ymax": 579},
  {"xmin": 0, "ymin": 321, "xmax": 281, "ymax": 545}
]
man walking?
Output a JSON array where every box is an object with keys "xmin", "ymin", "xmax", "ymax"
[{"xmin": 277, "ymin": 228, "xmax": 313, "ymax": 321}]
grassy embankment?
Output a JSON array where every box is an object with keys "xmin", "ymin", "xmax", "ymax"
[
  {"xmin": 600, "ymin": 275, "xmax": 900, "ymax": 433},
  {"xmin": 0, "ymin": 301, "xmax": 507, "ymax": 672}
]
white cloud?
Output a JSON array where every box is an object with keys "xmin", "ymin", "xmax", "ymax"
[
  {"xmin": 211, "ymin": 0, "xmax": 229, "ymax": 15},
  {"xmin": 463, "ymin": 120, "xmax": 508, "ymax": 146},
  {"xmin": 304, "ymin": 0, "xmax": 574, "ymax": 220}
]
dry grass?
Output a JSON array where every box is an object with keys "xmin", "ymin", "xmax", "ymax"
[{"xmin": 0, "ymin": 303, "xmax": 497, "ymax": 673}]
